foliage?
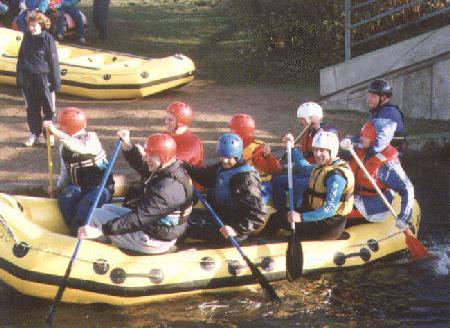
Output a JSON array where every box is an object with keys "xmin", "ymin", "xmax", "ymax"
[
  {"xmin": 217, "ymin": 0, "xmax": 449, "ymax": 83},
  {"xmin": 75, "ymin": 0, "xmax": 448, "ymax": 85}
]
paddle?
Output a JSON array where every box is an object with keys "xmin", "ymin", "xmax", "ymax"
[
  {"xmin": 279, "ymin": 124, "xmax": 310, "ymax": 161},
  {"xmin": 285, "ymin": 140, "xmax": 303, "ymax": 281},
  {"xmin": 193, "ymin": 189, "xmax": 280, "ymax": 302},
  {"xmin": 46, "ymin": 128, "xmax": 55, "ymax": 198},
  {"xmin": 341, "ymin": 141, "xmax": 429, "ymax": 260},
  {"xmin": 45, "ymin": 140, "xmax": 123, "ymax": 325}
]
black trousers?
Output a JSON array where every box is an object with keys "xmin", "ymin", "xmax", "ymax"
[
  {"xmin": 93, "ymin": 0, "xmax": 110, "ymax": 40},
  {"xmin": 261, "ymin": 209, "xmax": 347, "ymax": 241},
  {"xmin": 22, "ymin": 72, "xmax": 55, "ymax": 136}
]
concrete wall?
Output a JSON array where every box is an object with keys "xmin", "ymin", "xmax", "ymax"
[{"xmin": 320, "ymin": 25, "xmax": 450, "ymax": 120}]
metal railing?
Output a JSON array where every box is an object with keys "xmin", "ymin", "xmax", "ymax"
[{"xmin": 344, "ymin": 0, "xmax": 450, "ymax": 60}]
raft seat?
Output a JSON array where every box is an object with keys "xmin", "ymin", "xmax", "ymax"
[
  {"xmin": 57, "ymin": 47, "xmax": 72, "ymax": 62},
  {"xmin": 12, "ymin": 195, "xmax": 70, "ymax": 235},
  {"xmin": 103, "ymin": 58, "xmax": 143, "ymax": 70},
  {"xmin": 64, "ymin": 53, "xmax": 106, "ymax": 69},
  {"xmin": 1, "ymin": 39, "xmax": 20, "ymax": 57}
]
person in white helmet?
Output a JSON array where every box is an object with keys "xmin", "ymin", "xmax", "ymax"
[
  {"xmin": 263, "ymin": 131, "xmax": 355, "ymax": 240},
  {"xmin": 271, "ymin": 102, "xmax": 337, "ymax": 210},
  {"xmin": 294, "ymin": 102, "xmax": 337, "ymax": 164}
]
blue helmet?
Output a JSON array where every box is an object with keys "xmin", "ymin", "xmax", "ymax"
[{"xmin": 217, "ymin": 133, "xmax": 243, "ymax": 159}]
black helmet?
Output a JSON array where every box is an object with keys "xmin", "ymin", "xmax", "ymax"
[{"xmin": 368, "ymin": 79, "xmax": 392, "ymax": 97}]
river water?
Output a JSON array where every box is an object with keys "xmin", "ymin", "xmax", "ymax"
[{"xmin": 0, "ymin": 157, "xmax": 448, "ymax": 328}]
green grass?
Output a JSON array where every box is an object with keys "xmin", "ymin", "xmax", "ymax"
[{"xmin": 79, "ymin": 0, "xmax": 247, "ymax": 82}]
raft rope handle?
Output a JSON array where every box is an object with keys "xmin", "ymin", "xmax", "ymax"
[
  {"xmin": 0, "ymin": 214, "xmax": 20, "ymax": 245},
  {"xmin": 346, "ymin": 230, "xmax": 403, "ymax": 249},
  {"xmin": 0, "ymin": 234, "xmax": 284, "ymax": 267}
]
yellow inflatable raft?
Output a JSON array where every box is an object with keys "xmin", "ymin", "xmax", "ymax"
[
  {"xmin": 0, "ymin": 27, "xmax": 195, "ymax": 99},
  {"xmin": 0, "ymin": 192, "xmax": 421, "ymax": 305}
]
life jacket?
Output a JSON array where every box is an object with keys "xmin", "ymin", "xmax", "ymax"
[
  {"xmin": 172, "ymin": 131, "xmax": 204, "ymax": 167},
  {"xmin": 304, "ymin": 158, "xmax": 355, "ymax": 216},
  {"xmin": 243, "ymin": 139, "xmax": 280, "ymax": 182},
  {"xmin": 61, "ymin": 132, "xmax": 112, "ymax": 189},
  {"xmin": 299, "ymin": 126, "xmax": 316, "ymax": 163},
  {"xmin": 350, "ymin": 145, "xmax": 399, "ymax": 197},
  {"xmin": 160, "ymin": 172, "xmax": 193, "ymax": 226},
  {"xmin": 143, "ymin": 164, "xmax": 194, "ymax": 227},
  {"xmin": 215, "ymin": 164, "xmax": 257, "ymax": 208}
]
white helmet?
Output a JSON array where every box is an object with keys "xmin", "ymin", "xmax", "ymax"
[
  {"xmin": 312, "ymin": 131, "xmax": 339, "ymax": 159},
  {"xmin": 296, "ymin": 102, "xmax": 323, "ymax": 123}
]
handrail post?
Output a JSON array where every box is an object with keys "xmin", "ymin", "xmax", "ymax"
[{"xmin": 345, "ymin": 0, "xmax": 352, "ymax": 61}]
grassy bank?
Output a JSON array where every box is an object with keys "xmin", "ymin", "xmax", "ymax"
[{"xmin": 78, "ymin": 0, "xmax": 251, "ymax": 82}]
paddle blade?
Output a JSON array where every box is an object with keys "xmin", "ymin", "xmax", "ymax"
[
  {"xmin": 243, "ymin": 255, "xmax": 280, "ymax": 302},
  {"xmin": 404, "ymin": 231, "xmax": 429, "ymax": 259},
  {"xmin": 286, "ymin": 231, "xmax": 303, "ymax": 282}
]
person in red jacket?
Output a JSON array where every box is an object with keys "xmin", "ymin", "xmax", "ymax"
[
  {"xmin": 229, "ymin": 113, "xmax": 281, "ymax": 204},
  {"xmin": 165, "ymin": 102, "xmax": 204, "ymax": 167}
]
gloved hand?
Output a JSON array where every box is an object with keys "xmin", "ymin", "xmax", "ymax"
[
  {"xmin": 339, "ymin": 138, "xmax": 352, "ymax": 150},
  {"xmin": 395, "ymin": 219, "xmax": 409, "ymax": 231},
  {"xmin": 19, "ymin": 2, "xmax": 27, "ymax": 11}
]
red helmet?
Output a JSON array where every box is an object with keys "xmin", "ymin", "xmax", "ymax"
[
  {"xmin": 229, "ymin": 114, "xmax": 255, "ymax": 142},
  {"xmin": 360, "ymin": 122, "xmax": 377, "ymax": 147},
  {"xmin": 166, "ymin": 102, "xmax": 194, "ymax": 127},
  {"xmin": 144, "ymin": 133, "xmax": 177, "ymax": 164},
  {"xmin": 58, "ymin": 107, "xmax": 87, "ymax": 135}
]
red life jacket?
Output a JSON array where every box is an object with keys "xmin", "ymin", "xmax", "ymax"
[
  {"xmin": 350, "ymin": 145, "xmax": 399, "ymax": 196},
  {"xmin": 299, "ymin": 126, "xmax": 316, "ymax": 163},
  {"xmin": 252, "ymin": 143, "xmax": 282, "ymax": 175},
  {"xmin": 171, "ymin": 131, "xmax": 204, "ymax": 167}
]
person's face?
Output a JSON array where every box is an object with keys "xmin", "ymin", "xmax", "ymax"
[
  {"xmin": 220, "ymin": 156, "xmax": 238, "ymax": 169},
  {"xmin": 164, "ymin": 113, "xmax": 177, "ymax": 133},
  {"xmin": 310, "ymin": 115, "xmax": 321, "ymax": 126},
  {"xmin": 313, "ymin": 147, "xmax": 331, "ymax": 165},
  {"xmin": 28, "ymin": 21, "xmax": 42, "ymax": 35},
  {"xmin": 143, "ymin": 153, "xmax": 162, "ymax": 172},
  {"xmin": 298, "ymin": 117, "xmax": 308, "ymax": 126},
  {"xmin": 367, "ymin": 92, "xmax": 385, "ymax": 110}
]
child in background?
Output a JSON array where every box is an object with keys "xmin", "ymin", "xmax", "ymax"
[{"xmin": 16, "ymin": 11, "xmax": 60, "ymax": 147}]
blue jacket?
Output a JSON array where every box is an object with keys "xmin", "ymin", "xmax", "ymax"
[
  {"xmin": 54, "ymin": 0, "xmax": 79, "ymax": 9},
  {"xmin": 21, "ymin": 0, "xmax": 49, "ymax": 12},
  {"xmin": 291, "ymin": 148, "xmax": 349, "ymax": 222},
  {"xmin": 369, "ymin": 103, "xmax": 405, "ymax": 154},
  {"xmin": 16, "ymin": 31, "xmax": 61, "ymax": 92}
]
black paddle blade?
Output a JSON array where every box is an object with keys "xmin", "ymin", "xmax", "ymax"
[
  {"xmin": 243, "ymin": 255, "xmax": 280, "ymax": 302},
  {"xmin": 286, "ymin": 231, "xmax": 303, "ymax": 282}
]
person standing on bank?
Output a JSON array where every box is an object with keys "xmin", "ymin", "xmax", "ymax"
[
  {"xmin": 43, "ymin": 107, "xmax": 114, "ymax": 235},
  {"xmin": 78, "ymin": 131, "xmax": 193, "ymax": 255},
  {"xmin": 92, "ymin": 0, "xmax": 109, "ymax": 41},
  {"xmin": 17, "ymin": 11, "xmax": 60, "ymax": 147},
  {"xmin": 364, "ymin": 79, "xmax": 406, "ymax": 153}
]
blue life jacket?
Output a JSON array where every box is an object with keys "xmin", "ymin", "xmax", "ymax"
[{"xmin": 215, "ymin": 164, "xmax": 256, "ymax": 207}]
